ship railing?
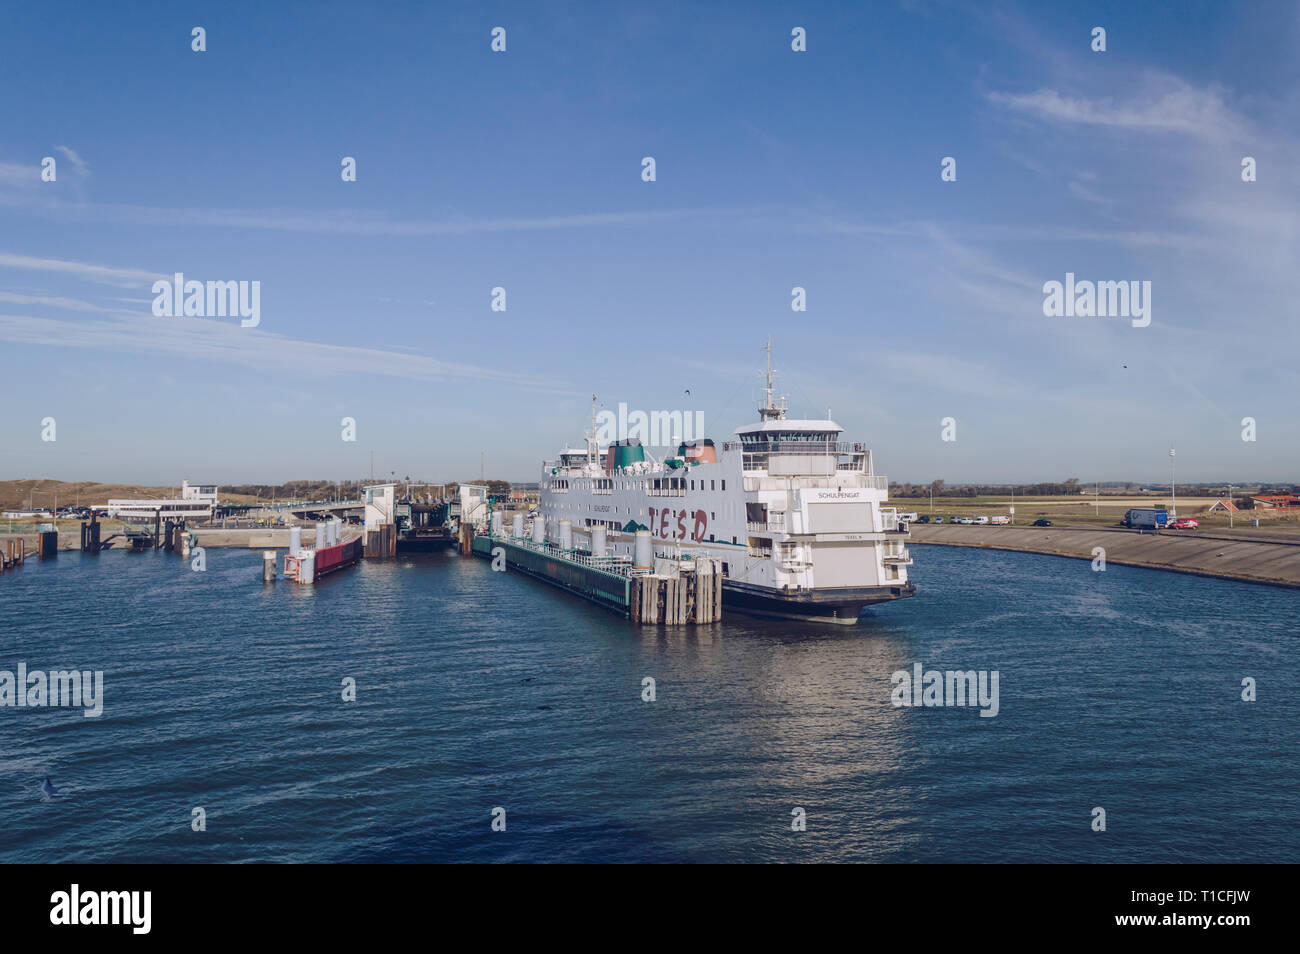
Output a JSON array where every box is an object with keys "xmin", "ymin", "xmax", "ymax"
[
  {"xmin": 491, "ymin": 533, "xmax": 644, "ymax": 578},
  {"xmin": 743, "ymin": 475, "xmax": 889, "ymax": 492},
  {"xmin": 879, "ymin": 507, "xmax": 908, "ymax": 533},
  {"xmin": 723, "ymin": 441, "xmax": 865, "ymax": 454},
  {"xmin": 883, "ymin": 541, "xmax": 912, "ymax": 565},
  {"xmin": 746, "ymin": 517, "xmax": 786, "ymax": 534}
]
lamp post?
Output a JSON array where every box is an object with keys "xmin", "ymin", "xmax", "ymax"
[
  {"xmin": 1169, "ymin": 448, "xmax": 1176, "ymax": 518},
  {"xmin": 1227, "ymin": 483, "xmax": 1234, "ymax": 529}
]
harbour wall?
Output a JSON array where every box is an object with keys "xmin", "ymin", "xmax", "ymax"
[
  {"xmin": 0, "ymin": 527, "xmax": 304, "ymax": 551},
  {"xmin": 907, "ymin": 524, "xmax": 1300, "ymax": 589}
]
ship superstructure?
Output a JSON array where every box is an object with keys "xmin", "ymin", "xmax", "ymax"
[{"xmin": 535, "ymin": 346, "xmax": 915, "ymax": 623}]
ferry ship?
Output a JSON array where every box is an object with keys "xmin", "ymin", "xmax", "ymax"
[{"xmin": 536, "ymin": 348, "xmax": 915, "ymax": 623}]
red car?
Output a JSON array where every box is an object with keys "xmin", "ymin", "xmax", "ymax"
[{"xmin": 1169, "ymin": 519, "xmax": 1199, "ymax": 529}]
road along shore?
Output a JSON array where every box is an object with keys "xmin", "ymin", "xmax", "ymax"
[{"xmin": 907, "ymin": 524, "xmax": 1300, "ymax": 589}]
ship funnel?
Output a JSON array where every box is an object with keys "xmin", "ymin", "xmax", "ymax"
[{"xmin": 634, "ymin": 529, "xmax": 653, "ymax": 570}]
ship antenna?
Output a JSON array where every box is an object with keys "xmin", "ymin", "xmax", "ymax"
[
  {"xmin": 764, "ymin": 339, "xmax": 773, "ymax": 410},
  {"xmin": 587, "ymin": 394, "xmax": 599, "ymax": 467},
  {"xmin": 759, "ymin": 338, "xmax": 785, "ymax": 421}
]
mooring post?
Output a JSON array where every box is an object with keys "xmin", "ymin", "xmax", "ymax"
[{"xmin": 38, "ymin": 528, "xmax": 58, "ymax": 560}]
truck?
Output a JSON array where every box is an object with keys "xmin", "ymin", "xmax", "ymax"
[{"xmin": 1122, "ymin": 507, "xmax": 1168, "ymax": 529}]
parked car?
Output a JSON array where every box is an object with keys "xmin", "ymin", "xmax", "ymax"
[
  {"xmin": 1032, "ymin": 518, "xmax": 1052, "ymax": 527},
  {"xmin": 1169, "ymin": 518, "xmax": 1199, "ymax": 530},
  {"xmin": 990, "ymin": 515, "xmax": 1010, "ymax": 525},
  {"xmin": 897, "ymin": 512, "xmax": 919, "ymax": 523},
  {"xmin": 972, "ymin": 515, "xmax": 989, "ymax": 525},
  {"xmin": 953, "ymin": 516, "xmax": 972, "ymax": 524},
  {"xmin": 932, "ymin": 516, "xmax": 945, "ymax": 524}
]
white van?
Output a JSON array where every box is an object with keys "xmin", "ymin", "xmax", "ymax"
[
  {"xmin": 990, "ymin": 515, "xmax": 1010, "ymax": 525},
  {"xmin": 972, "ymin": 515, "xmax": 990, "ymax": 525}
]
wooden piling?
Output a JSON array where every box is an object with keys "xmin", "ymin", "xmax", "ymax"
[{"xmin": 627, "ymin": 558, "xmax": 722, "ymax": 625}]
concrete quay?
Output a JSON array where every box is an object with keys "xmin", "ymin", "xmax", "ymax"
[{"xmin": 907, "ymin": 524, "xmax": 1300, "ymax": 589}]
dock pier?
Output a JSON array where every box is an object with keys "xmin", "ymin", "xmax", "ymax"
[
  {"xmin": 471, "ymin": 531, "xmax": 722, "ymax": 624},
  {"xmin": 284, "ymin": 519, "xmax": 363, "ymax": 583}
]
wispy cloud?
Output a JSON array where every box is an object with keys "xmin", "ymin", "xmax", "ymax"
[
  {"xmin": 0, "ymin": 311, "xmax": 580, "ymax": 394},
  {"xmin": 53, "ymin": 146, "xmax": 90, "ymax": 177},
  {"xmin": 0, "ymin": 191, "xmax": 734, "ymax": 236},
  {"xmin": 0, "ymin": 160, "xmax": 39, "ymax": 188},
  {"xmin": 0, "ymin": 290, "xmax": 127, "ymax": 314},
  {"xmin": 0, "ymin": 252, "xmax": 166, "ymax": 288},
  {"xmin": 987, "ymin": 77, "xmax": 1249, "ymax": 141}
]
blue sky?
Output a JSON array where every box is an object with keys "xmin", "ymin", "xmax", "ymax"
[{"xmin": 2, "ymin": 1, "xmax": 1296, "ymax": 486}]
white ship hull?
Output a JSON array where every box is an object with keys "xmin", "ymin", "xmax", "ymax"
[{"xmin": 536, "ymin": 356, "xmax": 915, "ymax": 624}]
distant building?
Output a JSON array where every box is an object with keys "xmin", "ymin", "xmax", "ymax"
[
  {"xmin": 1251, "ymin": 494, "xmax": 1300, "ymax": 509},
  {"xmin": 104, "ymin": 480, "xmax": 219, "ymax": 521},
  {"xmin": 1207, "ymin": 499, "xmax": 1239, "ymax": 512},
  {"xmin": 181, "ymin": 480, "xmax": 218, "ymax": 504}
]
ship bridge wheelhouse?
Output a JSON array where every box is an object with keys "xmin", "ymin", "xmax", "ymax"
[{"xmin": 727, "ymin": 419, "xmax": 870, "ymax": 475}]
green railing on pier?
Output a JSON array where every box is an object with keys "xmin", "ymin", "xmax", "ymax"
[{"xmin": 472, "ymin": 534, "xmax": 633, "ymax": 615}]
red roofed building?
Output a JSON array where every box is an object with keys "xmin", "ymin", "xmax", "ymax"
[{"xmin": 1250, "ymin": 494, "xmax": 1300, "ymax": 509}]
